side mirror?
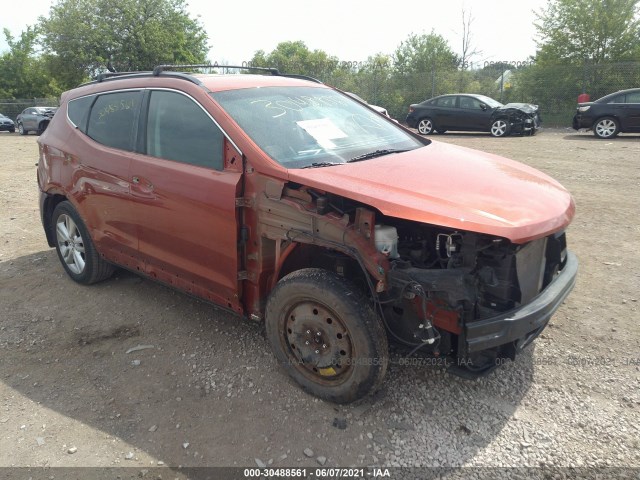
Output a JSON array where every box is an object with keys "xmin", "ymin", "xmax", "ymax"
[{"xmin": 480, "ymin": 103, "xmax": 487, "ymax": 111}]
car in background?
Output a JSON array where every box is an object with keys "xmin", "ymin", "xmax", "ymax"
[
  {"xmin": 406, "ymin": 94, "xmax": 540, "ymax": 137},
  {"xmin": 0, "ymin": 114, "xmax": 15, "ymax": 133},
  {"xmin": 16, "ymin": 106, "xmax": 58, "ymax": 135},
  {"xmin": 572, "ymin": 88, "xmax": 640, "ymax": 139},
  {"xmin": 345, "ymin": 92, "xmax": 392, "ymax": 118}
]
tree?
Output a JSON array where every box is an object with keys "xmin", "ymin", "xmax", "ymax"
[
  {"xmin": 249, "ymin": 41, "xmax": 339, "ymax": 79},
  {"xmin": 0, "ymin": 27, "xmax": 60, "ymax": 98},
  {"xmin": 38, "ymin": 0, "xmax": 209, "ymax": 88},
  {"xmin": 534, "ymin": 0, "xmax": 640, "ymax": 64}
]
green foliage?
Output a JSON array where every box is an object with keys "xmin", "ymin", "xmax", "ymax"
[
  {"xmin": 0, "ymin": 27, "xmax": 61, "ymax": 98},
  {"xmin": 534, "ymin": 0, "xmax": 640, "ymax": 64},
  {"xmin": 38, "ymin": 0, "xmax": 209, "ymax": 89}
]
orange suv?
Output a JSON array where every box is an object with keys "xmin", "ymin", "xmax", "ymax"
[{"xmin": 37, "ymin": 66, "xmax": 577, "ymax": 403}]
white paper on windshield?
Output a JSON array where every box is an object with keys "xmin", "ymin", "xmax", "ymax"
[{"xmin": 296, "ymin": 118, "xmax": 347, "ymax": 149}]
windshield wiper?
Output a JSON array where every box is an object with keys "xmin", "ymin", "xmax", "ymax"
[
  {"xmin": 300, "ymin": 162, "xmax": 344, "ymax": 169},
  {"xmin": 347, "ymin": 149, "xmax": 409, "ymax": 163}
]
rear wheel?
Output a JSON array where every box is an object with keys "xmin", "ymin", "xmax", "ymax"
[
  {"xmin": 417, "ymin": 118, "xmax": 434, "ymax": 135},
  {"xmin": 265, "ymin": 268, "xmax": 388, "ymax": 403},
  {"xmin": 490, "ymin": 118, "xmax": 510, "ymax": 137},
  {"xmin": 593, "ymin": 117, "xmax": 619, "ymax": 139},
  {"xmin": 52, "ymin": 201, "xmax": 114, "ymax": 284}
]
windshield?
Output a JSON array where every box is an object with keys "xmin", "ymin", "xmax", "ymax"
[
  {"xmin": 212, "ymin": 86, "xmax": 423, "ymax": 168},
  {"xmin": 475, "ymin": 95, "xmax": 503, "ymax": 108}
]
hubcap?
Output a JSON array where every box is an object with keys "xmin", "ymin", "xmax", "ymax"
[
  {"xmin": 492, "ymin": 120, "xmax": 507, "ymax": 136},
  {"xmin": 55, "ymin": 214, "xmax": 86, "ymax": 275},
  {"xmin": 284, "ymin": 301, "xmax": 353, "ymax": 382},
  {"xmin": 596, "ymin": 120, "xmax": 615, "ymax": 137}
]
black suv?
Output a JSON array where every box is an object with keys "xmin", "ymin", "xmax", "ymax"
[
  {"xmin": 573, "ymin": 88, "xmax": 640, "ymax": 138},
  {"xmin": 16, "ymin": 107, "xmax": 58, "ymax": 135}
]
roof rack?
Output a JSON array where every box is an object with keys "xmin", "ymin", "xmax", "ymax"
[
  {"xmin": 153, "ymin": 64, "xmax": 323, "ymax": 84},
  {"xmin": 85, "ymin": 64, "xmax": 323, "ymax": 87}
]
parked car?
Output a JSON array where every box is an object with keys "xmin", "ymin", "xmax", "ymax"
[
  {"xmin": 16, "ymin": 106, "xmax": 58, "ymax": 135},
  {"xmin": 37, "ymin": 66, "xmax": 577, "ymax": 403},
  {"xmin": 572, "ymin": 88, "xmax": 640, "ymax": 138},
  {"xmin": 0, "ymin": 113, "xmax": 15, "ymax": 133},
  {"xmin": 406, "ymin": 94, "xmax": 540, "ymax": 137},
  {"xmin": 345, "ymin": 91, "xmax": 392, "ymax": 118}
]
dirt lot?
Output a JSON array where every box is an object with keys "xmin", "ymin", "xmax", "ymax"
[{"xmin": 1, "ymin": 129, "xmax": 639, "ymax": 476}]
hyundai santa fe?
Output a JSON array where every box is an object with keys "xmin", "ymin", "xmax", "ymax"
[{"xmin": 37, "ymin": 66, "xmax": 577, "ymax": 403}]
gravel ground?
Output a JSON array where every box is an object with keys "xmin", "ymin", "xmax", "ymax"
[{"xmin": 0, "ymin": 129, "xmax": 639, "ymax": 478}]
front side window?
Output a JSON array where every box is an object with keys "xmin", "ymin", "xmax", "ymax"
[
  {"xmin": 460, "ymin": 96, "xmax": 483, "ymax": 110},
  {"xmin": 87, "ymin": 91, "xmax": 141, "ymax": 151},
  {"xmin": 146, "ymin": 90, "xmax": 224, "ymax": 170},
  {"xmin": 212, "ymin": 86, "xmax": 423, "ymax": 169}
]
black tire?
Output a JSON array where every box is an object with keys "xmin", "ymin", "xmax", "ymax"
[
  {"xmin": 417, "ymin": 118, "xmax": 434, "ymax": 135},
  {"xmin": 51, "ymin": 201, "xmax": 114, "ymax": 284},
  {"xmin": 593, "ymin": 117, "xmax": 619, "ymax": 139},
  {"xmin": 37, "ymin": 121, "xmax": 49, "ymax": 136},
  {"xmin": 265, "ymin": 268, "xmax": 389, "ymax": 404},
  {"xmin": 18, "ymin": 123, "xmax": 27, "ymax": 135},
  {"xmin": 490, "ymin": 118, "xmax": 510, "ymax": 137}
]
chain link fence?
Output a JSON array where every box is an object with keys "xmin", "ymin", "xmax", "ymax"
[
  {"xmin": 245, "ymin": 60, "xmax": 640, "ymax": 127},
  {"xmin": 2, "ymin": 62, "xmax": 638, "ymax": 127},
  {"xmin": 0, "ymin": 98, "xmax": 60, "ymax": 122}
]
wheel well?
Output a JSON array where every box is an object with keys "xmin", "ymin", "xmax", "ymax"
[
  {"xmin": 278, "ymin": 244, "xmax": 370, "ymax": 293},
  {"xmin": 38, "ymin": 120, "xmax": 50, "ymax": 131},
  {"xmin": 42, "ymin": 194, "xmax": 67, "ymax": 247}
]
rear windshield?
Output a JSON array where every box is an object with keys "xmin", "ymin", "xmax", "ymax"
[{"xmin": 211, "ymin": 86, "xmax": 423, "ymax": 169}]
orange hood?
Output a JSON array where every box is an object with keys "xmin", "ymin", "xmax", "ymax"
[{"xmin": 288, "ymin": 140, "xmax": 574, "ymax": 244}]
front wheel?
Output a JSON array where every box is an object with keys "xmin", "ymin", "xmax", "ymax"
[
  {"xmin": 417, "ymin": 118, "xmax": 434, "ymax": 135},
  {"xmin": 18, "ymin": 123, "xmax": 27, "ymax": 135},
  {"xmin": 490, "ymin": 118, "xmax": 510, "ymax": 137},
  {"xmin": 52, "ymin": 201, "xmax": 114, "ymax": 284},
  {"xmin": 593, "ymin": 117, "xmax": 619, "ymax": 139},
  {"xmin": 265, "ymin": 268, "xmax": 389, "ymax": 403}
]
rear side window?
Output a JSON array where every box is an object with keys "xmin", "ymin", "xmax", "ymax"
[
  {"xmin": 435, "ymin": 96, "xmax": 456, "ymax": 108},
  {"xmin": 87, "ymin": 91, "xmax": 141, "ymax": 151},
  {"xmin": 146, "ymin": 90, "xmax": 223, "ymax": 170},
  {"xmin": 67, "ymin": 95, "xmax": 94, "ymax": 133}
]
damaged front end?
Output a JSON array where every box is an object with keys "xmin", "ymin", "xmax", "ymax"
[
  {"xmin": 494, "ymin": 103, "xmax": 541, "ymax": 136},
  {"xmin": 380, "ymin": 220, "xmax": 576, "ymax": 375}
]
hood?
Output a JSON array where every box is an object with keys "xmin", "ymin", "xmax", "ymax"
[
  {"xmin": 498, "ymin": 103, "xmax": 538, "ymax": 114},
  {"xmin": 288, "ymin": 141, "xmax": 574, "ymax": 244}
]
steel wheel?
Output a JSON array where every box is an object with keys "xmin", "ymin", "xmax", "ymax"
[
  {"xmin": 593, "ymin": 117, "xmax": 619, "ymax": 139},
  {"xmin": 284, "ymin": 300, "xmax": 353, "ymax": 384},
  {"xmin": 266, "ymin": 268, "xmax": 388, "ymax": 403},
  {"xmin": 417, "ymin": 118, "xmax": 434, "ymax": 135},
  {"xmin": 490, "ymin": 119, "xmax": 509, "ymax": 137}
]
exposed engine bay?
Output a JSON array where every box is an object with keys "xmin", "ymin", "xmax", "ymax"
[{"xmin": 267, "ymin": 185, "xmax": 569, "ymax": 373}]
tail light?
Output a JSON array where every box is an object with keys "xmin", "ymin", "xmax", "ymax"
[{"xmin": 409, "ymin": 106, "xmax": 414, "ymax": 113}]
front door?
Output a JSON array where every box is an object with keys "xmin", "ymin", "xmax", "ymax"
[{"xmin": 128, "ymin": 89, "xmax": 242, "ymax": 311}]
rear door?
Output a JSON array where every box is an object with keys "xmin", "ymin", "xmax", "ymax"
[
  {"xmin": 128, "ymin": 89, "xmax": 243, "ymax": 311},
  {"xmin": 433, "ymin": 96, "xmax": 458, "ymax": 129}
]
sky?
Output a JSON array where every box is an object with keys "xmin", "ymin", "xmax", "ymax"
[{"xmin": 0, "ymin": 0, "xmax": 550, "ymax": 67}]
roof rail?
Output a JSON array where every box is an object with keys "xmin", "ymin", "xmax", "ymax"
[
  {"xmin": 153, "ymin": 64, "xmax": 323, "ymax": 83},
  {"xmin": 82, "ymin": 64, "xmax": 324, "ymax": 88}
]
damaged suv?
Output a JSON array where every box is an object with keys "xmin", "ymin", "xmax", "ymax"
[{"xmin": 37, "ymin": 66, "xmax": 577, "ymax": 403}]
